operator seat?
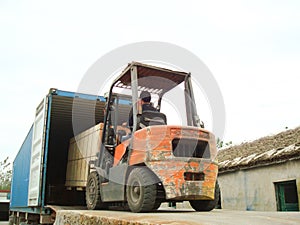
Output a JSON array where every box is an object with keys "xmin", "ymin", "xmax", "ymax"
[
  {"xmin": 121, "ymin": 111, "xmax": 167, "ymax": 142},
  {"xmin": 139, "ymin": 110, "xmax": 167, "ymax": 129}
]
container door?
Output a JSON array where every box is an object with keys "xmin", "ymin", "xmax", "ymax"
[{"xmin": 28, "ymin": 97, "xmax": 48, "ymax": 206}]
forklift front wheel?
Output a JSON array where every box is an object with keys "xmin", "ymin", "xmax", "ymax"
[
  {"xmin": 126, "ymin": 168, "xmax": 158, "ymax": 212},
  {"xmin": 86, "ymin": 171, "xmax": 107, "ymax": 210}
]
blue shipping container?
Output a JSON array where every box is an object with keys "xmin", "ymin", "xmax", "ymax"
[{"xmin": 10, "ymin": 89, "xmax": 107, "ymax": 215}]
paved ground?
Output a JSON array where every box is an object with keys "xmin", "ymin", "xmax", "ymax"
[{"xmin": 54, "ymin": 208, "xmax": 300, "ymax": 225}]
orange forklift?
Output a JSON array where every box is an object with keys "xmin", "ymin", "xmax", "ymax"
[{"xmin": 86, "ymin": 62, "xmax": 219, "ymax": 212}]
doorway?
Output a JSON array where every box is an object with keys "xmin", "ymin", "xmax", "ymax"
[{"xmin": 274, "ymin": 180, "xmax": 299, "ymax": 211}]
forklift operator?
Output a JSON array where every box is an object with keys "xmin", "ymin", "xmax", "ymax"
[{"xmin": 128, "ymin": 91, "xmax": 157, "ymax": 128}]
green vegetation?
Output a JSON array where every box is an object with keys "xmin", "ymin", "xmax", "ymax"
[
  {"xmin": 0, "ymin": 157, "xmax": 12, "ymax": 190},
  {"xmin": 216, "ymin": 138, "xmax": 233, "ymax": 149}
]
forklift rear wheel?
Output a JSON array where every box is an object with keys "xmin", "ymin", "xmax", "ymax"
[
  {"xmin": 153, "ymin": 200, "xmax": 162, "ymax": 210},
  {"xmin": 189, "ymin": 180, "xmax": 220, "ymax": 211},
  {"xmin": 86, "ymin": 171, "xmax": 107, "ymax": 210},
  {"xmin": 126, "ymin": 168, "xmax": 158, "ymax": 212}
]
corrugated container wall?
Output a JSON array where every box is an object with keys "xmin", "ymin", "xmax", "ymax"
[{"xmin": 10, "ymin": 126, "xmax": 33, "ymax": 208}]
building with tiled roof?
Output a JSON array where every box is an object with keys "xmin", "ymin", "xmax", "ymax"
[{"xmin": 216, "ymin": 127, "xmax": 300, "ymax": 211}]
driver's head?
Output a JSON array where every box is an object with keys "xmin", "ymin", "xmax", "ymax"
[{"xmin": 139, "ymin": 91, "xmax": 151, "ymax": 103}]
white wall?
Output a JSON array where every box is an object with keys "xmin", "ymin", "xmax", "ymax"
[
  {"xmin": 0, "ymin": 192, "xmax": 9, "ymax": 203},
  {"xmin": 218, "ymin": 159, "xmax": 300, "ymax": 211}
]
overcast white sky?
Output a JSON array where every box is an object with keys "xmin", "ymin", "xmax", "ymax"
[{"xmin": 1, "ymin": 0, "xmax": 299, "ymax": 162}]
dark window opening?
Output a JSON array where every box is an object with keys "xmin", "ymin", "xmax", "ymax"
[
  {"xmin": 274, "ymin": 180, "xmax": 299, "ymax": 211},
  {"xmin": 172, "ymin": 138, "xmax": 210, "ymax": 158},
  {"xmin": 284, "ymin": 183, "xmax": 298, "ymax": 204}
]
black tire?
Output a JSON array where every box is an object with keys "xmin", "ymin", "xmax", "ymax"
[
  {"xmin": 189, "ymin": 180, "xmax": 220, "ymax": 211},
  {"xmin": 126, "ymin": 168, "xmax": 158, "ymax": 212},
  {"xmin": 153, "ymin": 200, "xmax": 162, "ymax": 210},
  {"xmin": 86, "ymin": 171, "xmax": 107, "ymax": 210}
]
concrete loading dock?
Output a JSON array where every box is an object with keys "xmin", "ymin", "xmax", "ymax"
[{"xmin": 52, "ymin": 208, "xmax": 300, "ymax": 225}]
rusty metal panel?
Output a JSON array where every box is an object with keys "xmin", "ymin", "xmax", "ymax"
[
  {"xmin": 146, "ymin": 159, "xmax": 218, "ymax": 200},
  {"xmin": 65, "ymin": 123, "xmax": 103, "ymax": 187},
  {"xmin": 133, "ymin": 125, "xmax": 218, "ymax": 200}
]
